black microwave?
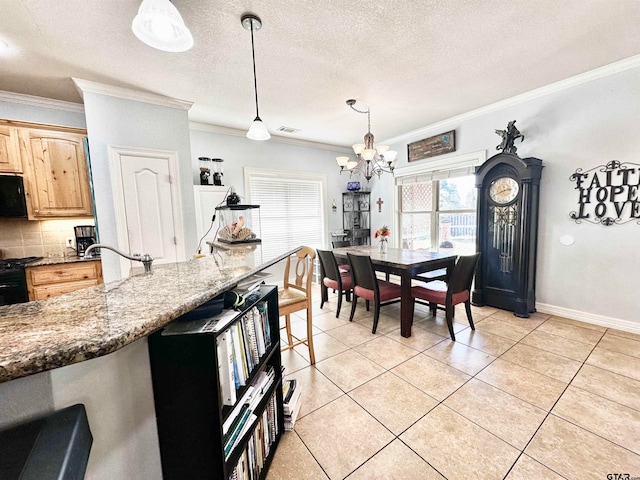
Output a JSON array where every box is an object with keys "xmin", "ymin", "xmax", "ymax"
[{"xmin": 0, "ymin": 175, "xmax": 28, "ymax": 218}]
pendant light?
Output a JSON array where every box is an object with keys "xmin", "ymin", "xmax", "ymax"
[
  {"xmin": 132, "ymin": 0, "xmax": 193, "ymax": 52},
  {"xmin": 242, "ymin": 14, "xmax": 271, "ymax": 141}
]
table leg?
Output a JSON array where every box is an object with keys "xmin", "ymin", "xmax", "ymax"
[{"xmin": 400, "ymin": 270, "xmax": 413, "ymax": 337}]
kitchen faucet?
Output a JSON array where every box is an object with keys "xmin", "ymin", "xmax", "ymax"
[{"xmin": 84, "ymin": 244, "xmax": 154, "ymax": 273}]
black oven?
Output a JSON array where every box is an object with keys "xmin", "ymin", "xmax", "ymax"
[
  {"xmin": 0, "ymin": 258, "xmax": 41, "ymax": 306},
  {"xmin": 0, "ymin": 175, "xmax": 28, "ymax": 218}
]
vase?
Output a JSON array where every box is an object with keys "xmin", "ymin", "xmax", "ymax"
[{"xmin": 379, "ymin": 239, "xmax": 388, "ymax": 254}]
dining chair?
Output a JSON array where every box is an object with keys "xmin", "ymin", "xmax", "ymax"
[
  {"xmin": 331, "ymin": 240, "xmax": 351, "ymax": 273},
  {"xmin": 317, "ymin": 249, "xmax": 352, "ymax": 318},
  {"xmin": 410, "ymin": 253, "xmax": 480, "ymax": 341},
  {"xmin": 332, "ymin": 240, "xmax": 351, "ymax": 248},
  {"xmin": 347, "ymin": 253, "xmax": 402, "ymax": 334},
  {"xmin": 278, "ymin": 246, "xmax": 317, "ymax": 364}
]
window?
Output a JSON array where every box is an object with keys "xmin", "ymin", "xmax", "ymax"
[
  {"xmin": 395, "ymin": 151, "xmax": 484, "ymax": 255},
  {"xmin": 246, "ymin": 169, "xmax": 326, "ymax": 259}
]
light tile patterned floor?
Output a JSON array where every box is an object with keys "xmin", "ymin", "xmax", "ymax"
[{"xmin": 267, "ymin": 285, "xmax": 640, "ymax": 480}]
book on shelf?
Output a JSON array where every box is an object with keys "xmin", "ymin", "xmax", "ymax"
[
  {"xmin": 251, "ymin": 307, "xmax": 266, "ymax": 357},
  {"xmin": 256, "ymin": 302, "xmax": 271, "ymax": 350},
  {"xmin": 216, "ymin": 330, "xmax": 236, "ymax": 406},
  {"xmin": 229, "ymin": 323, "xmax": 247, "ymax": 387},
  {"xmin": 228, "ymin": 393, "xmax": 280, "ymax": 479},
  {"xmin": 222, "ymin": 365, "xmax": 277, "ymax": 457}
]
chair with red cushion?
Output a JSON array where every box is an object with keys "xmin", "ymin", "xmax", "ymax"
[
  {"xmin": 317, "ymin": 249, "xmax": 352, "ymax": 318},
  {"xmin": 332, "ymin": 240, "xmax": 351, "ymax": 273},
  {"xmin": 347, "ymin": 253, "xmax": 402, "ymax": 334},
  {"xmin": 410, "ymin": 253, "xmax": 480, "ymax": 341}
]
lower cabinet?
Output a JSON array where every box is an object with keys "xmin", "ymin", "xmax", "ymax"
[
  {"xmin": 26, "ymin": 260, "xmax": 103, "ymax": 300},
  {"xmin": 148, "ymin": 285, "xmax": 284, "ymax": 480}
]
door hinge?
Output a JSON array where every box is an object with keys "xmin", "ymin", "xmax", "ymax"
[
  {"xmin": 168, "ymin": 175, "xmax": 173, "ymax": 185},
  {"xmin": 173, "ymin": 236, "xmax": 177, "ymax": 245}
]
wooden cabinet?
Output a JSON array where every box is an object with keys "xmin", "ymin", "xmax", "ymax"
[
  {"xmin": 26, "ymin": 260, "xmax": 103, "ymax": 301},
  {"xmin": 343, "ymin": 191, "xmax": 371, "ymax": 245},
  {"xmin": 148, "ymin": 285, "xmax": 284, "ymax": 480},
  {"xmin": 0, "ymin": 124, "xmax": 22, "ymax": 173},
  {"xmin": 20, "ymin": 128, "xmax": 93, "ymax": 219}
]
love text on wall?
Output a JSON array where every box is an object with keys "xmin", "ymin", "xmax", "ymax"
[{"xmin": 570, "ymin": 161, "xmax": 640, "ymax": 226}]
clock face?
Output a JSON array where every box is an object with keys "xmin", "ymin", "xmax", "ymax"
[{"xmin": 489, "ymin": 177, "xmax": 519, "ymax": 204}]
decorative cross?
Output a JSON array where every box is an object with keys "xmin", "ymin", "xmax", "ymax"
[{"xmin": 376, "ymin": 197, "xmax": 384, "ymax": 213}]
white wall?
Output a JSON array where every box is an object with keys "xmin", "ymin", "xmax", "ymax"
[
  {"xmin": 0, "ymin": 97, "xmax": 86, "ymax": 129},
  {"xmin": 82, "ymin": 92, "xmax": 196, "ymax": 283},
  {"xmin": 384, "ymin": 65, "xmax": 640, "ymax": 327}
]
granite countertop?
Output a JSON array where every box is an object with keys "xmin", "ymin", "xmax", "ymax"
[
  {"xmin": 0, "ymin": 243, "xmax": 295, "ymax": 383},
  {"xmin": 26, "ymin": 255, "xmax": 101, "ymax": 267}
]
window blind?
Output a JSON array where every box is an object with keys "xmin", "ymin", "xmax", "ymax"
[{"xmin": 248, "ymin": 172, "xmax": 325, "ymax": 259}]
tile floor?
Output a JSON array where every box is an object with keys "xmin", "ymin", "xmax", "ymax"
[{"xmin": 266, "ymin": 285, "xmax": 640, "ymax": 480}]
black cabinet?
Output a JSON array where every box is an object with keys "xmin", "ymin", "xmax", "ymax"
[
  {"xmin": 343, "ymin": 191, "xmax": 370, "ymax": 245},
  {"xmin": 148, "ymin": 285, "xmax": 283, "ymax": 480}
]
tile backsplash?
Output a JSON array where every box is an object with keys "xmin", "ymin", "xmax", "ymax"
[{"xmin": 0, "ymin": 218, "xmax": 95, "ymax": 259}]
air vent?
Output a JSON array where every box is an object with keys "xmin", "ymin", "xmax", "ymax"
[{"xmin": 276, "ymin": 126, "xmax": 300, "ymax": 134}]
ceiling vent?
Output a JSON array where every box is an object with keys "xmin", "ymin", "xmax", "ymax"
[{"xmin": 276, "ymin": 126, "xmax": 300, "ymax": 134}]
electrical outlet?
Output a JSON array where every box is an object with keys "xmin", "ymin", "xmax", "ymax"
[{"xmin": 66, "ymin": 237, "xmax": 74, "ymax": 248}]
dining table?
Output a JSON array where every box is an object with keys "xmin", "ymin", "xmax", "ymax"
[{"xmin": 332, "ymin": 245, "xmax": 457, "ymax": 337}]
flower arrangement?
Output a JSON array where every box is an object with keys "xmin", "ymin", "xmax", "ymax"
[{"xmin": 374, "ymin": 225, "xmax": 390, "ymax": 240}]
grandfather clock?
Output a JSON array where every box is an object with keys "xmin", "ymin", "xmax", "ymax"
[{"xmin": 472, "ymin": 152, "xmax": 543, "ymax": 317}]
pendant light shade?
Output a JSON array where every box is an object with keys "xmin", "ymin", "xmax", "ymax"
[
  {"xmin": 132, "ymin": 0, "xmax": 194, "ymax": 52},
  {"xmin": 247, "ymin": 116, "xmax": 271, "ymax": 141},
  {"xmin": 242, "ymin": 14, "xmax": 270, "ymax": 141}
]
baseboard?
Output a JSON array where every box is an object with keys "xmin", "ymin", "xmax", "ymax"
[{"xmin": 536, "ymin": 302, "xmax": 640, "ymax": 335}]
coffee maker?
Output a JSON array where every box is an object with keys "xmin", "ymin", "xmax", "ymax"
[{"xmin": 74, "ymin": 225, "xmax": 97, "ymax": 256}]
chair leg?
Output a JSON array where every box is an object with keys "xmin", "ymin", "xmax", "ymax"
[
  {"xmin": 306, "ymin": 308, "xmax": 316, "ymax": 365},
  {"xmin": 346, "ymin": 290, "xmax": 351, "ymax": 302},
  {"xmin": 445, "ymin": 307, "xmax": 456, "ymax": 341},
  {"xmin": 285, "ymin": 314, "xmax": 294, "ymax": 347},
  {"xmin": 429, "ymin": 302, "xmax": 437, "ymax": 316},
  {"xmin": 372, "ymin": 301, "xmax": 381, "ymax": 334},
  {"xmin": 366, "ymin": 299, "xmax": 370, "ymax": 312},
  {"xmin": 349, "ymin": 296, "xmax": 358, "ymax": 322},
  {"xmin": 465, "ymin": 301, "xmax": 475, "ymax": 330},
  {"xmin": 320, "ymin": 284, "xmax": 327, "ymax": 309},
  {"xmin": 336, "ymin": 291, "xmax": 343, "ymax": 318}
]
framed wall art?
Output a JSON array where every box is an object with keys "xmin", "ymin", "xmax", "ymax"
[{"xmin": 408, "ymin": 130, "xmax": 455, "ymax": 162}]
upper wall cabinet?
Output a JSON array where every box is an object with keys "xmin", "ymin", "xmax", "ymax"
[
  {"xmin": 20, "ymin": 128, "xmax": 93, "ymax": 219},
  {"xmin": 0, "ymin": 124, "xmax": 22, "ymax": 173}
]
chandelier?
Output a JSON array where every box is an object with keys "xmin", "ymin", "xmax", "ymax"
[{"xmin": 336, "ymin": 99, "xmax": 397, "ymax": 182}]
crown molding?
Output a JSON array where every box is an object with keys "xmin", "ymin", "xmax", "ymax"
[
  {"xmin": 189, "ymin": 121, "xmax": 351, "ymax": 153},
  {"xmin": 382, "ymin": 54, "xmax": 640, "ymax": 146},
  {"xmin": 72, "ymin": 78, "xmax": 193, "ymax": 110},
  {"xmin": 0, "ymin": 90, "xmax": 84, "ymax": 113}
]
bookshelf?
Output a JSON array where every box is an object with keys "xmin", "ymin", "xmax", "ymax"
[{"xmin": 148, "ymin": 285, "xmax": 283, "ymax": 480}]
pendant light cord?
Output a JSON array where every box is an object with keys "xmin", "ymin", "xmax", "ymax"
[{"xmin": 250, "ymin": 21, "xmax": 260, "ymax": 118}]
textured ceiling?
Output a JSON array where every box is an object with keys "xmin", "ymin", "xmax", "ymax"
[{"xmin": 1, "ymin": 0, "xmax": 640, "ymax": 147}]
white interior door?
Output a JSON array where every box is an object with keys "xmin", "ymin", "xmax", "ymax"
[{"xmin": 109, "ymin": 147, "xmax": 184, "ymax": 277}]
